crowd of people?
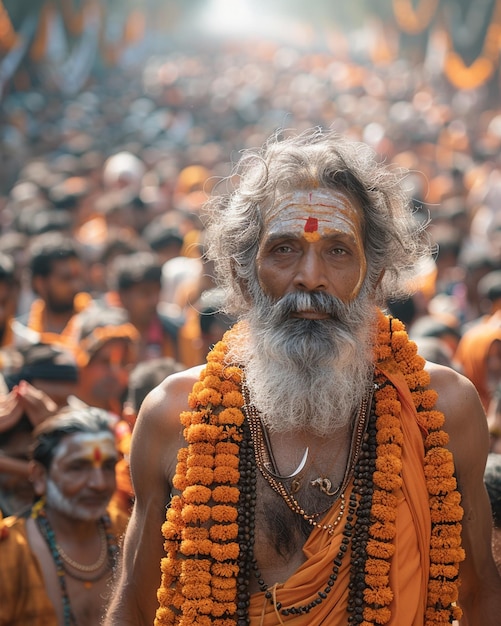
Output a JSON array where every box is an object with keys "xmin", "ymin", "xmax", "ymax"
[{"xmin": 0, "ymin": 19, "xmax": 501, "ymax": 625}]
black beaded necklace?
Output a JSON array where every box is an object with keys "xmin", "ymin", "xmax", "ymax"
[
  {"xmin": 234, "ymin": 391, "xmax": 378, "ymax": 623},
  {"xmin": 33, "ymin": 504, "xmax": 119, "ymax": 626}
]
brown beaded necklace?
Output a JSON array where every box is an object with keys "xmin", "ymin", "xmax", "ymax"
[
  {"xmin": 240, "ymin": 382, "xmax": 379, "ymax": 619},
  {"xmin": 243, "ymin": 382, "xmax": 374, "ymax": 535}
]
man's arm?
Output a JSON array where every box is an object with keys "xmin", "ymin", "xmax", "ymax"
[
  {"xmin": 104, "ymin": 367, "xmax": 201, "ymax": 626},
  {"xmin": 430, "ymin": 363, "xmax": 501, "ymax": 625}
]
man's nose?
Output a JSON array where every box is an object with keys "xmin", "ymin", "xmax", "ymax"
[
  {"xmin": 87, "ymin": 467, "xmax": 108, "ymax": 490},
  {"xmin": 292, "ymin": 248, "xmax": 328, "ymax": 292}
]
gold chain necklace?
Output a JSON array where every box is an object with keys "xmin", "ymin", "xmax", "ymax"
[
  {"xmin": 243, "ymin": 381, "xmax": 374, "ymax": 534},
  {"xmin": 56, "ymin": 523, "xmax": 108, "ymax": 573}
]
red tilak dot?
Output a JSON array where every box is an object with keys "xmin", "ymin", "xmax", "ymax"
[
  {"xmin": 304, "ymin": 217, "xmax": 318, "ymax": 233},
  {"xmin": 93, "ymin": 446, "xmax": 102, "ymax": 463}
]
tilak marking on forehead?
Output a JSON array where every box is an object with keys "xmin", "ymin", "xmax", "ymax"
[
  {"xmin": 304, "ymin": 217, "xmax": 319, "ymax": 233},
  {"xmin": 93, "ymin": 446, "xmax": 102, "ymax": 463}
]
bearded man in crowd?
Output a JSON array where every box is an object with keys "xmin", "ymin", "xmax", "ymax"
[{"xmin": 105, "ymin": 129, "xmax": 501, "ymax": 626}]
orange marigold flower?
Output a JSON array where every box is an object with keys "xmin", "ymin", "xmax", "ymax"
[
  {"xmin": 182, "ymin": 560, "xmax": 212, "ymax": 574},
  {"xmin": 363, "ymin": 605, "xmax": 392, "ymax": 624},
  {"xmin": 185, "ymin": 424, "xmax": 222, "ymax": 444},
  {"xmin": 213, "ymin": 466, "xmax": 240, "ymax": 483},
  {"xmin": 181, "ymin": 570, "xmax": 212, "ymax": 587},
  {"xmin": 215, "ymin": 442, "xmax": 239, "ymax": 455},
  {"xmin": 214, "ymin": 453, "xmax": 239, "ymax": 468},
  {"xmin": 155, "ymin": 605, "xmax": 177, "ymax": 625},
  {"xmin": 198, "ymin": 388, "xmax": 223, "ymax": 407},
  {"xmin": 373, "ymin": 470, "xmax": 402, "ymax": 491},
  {"xmin": 424, "ymin": 430, "xmax": 449, "ymax": 448},
  {"xmin": 218, "ymin": 407, "xmax": 245, "ymax": 426},
  {"xmin": 201, "ymin": 374, "xmax": 223, "ymax": 390},
  {"xmin": 189, "ymin": 442, "xmax": 216, "ymax": 455},
  {"xmin": 211, "ymin": 505, "xmax": 238, "ymax": 523},
  {"xmin": 183, "ymin": 485, "xmax": 212, "ymax": 504},
  {"xmin": 426, "ymin": 477, "xmax": 457, "ymax": 495},
  {"xmin": 183, "ymin": 527, "xmax": 209, "ymax": 541},
  {"xmin": 419, "ymin": 389, "xmax": 437, "ymax": 408},
  {"xmin": 377, "ymin": 443, "xmax": 402, "ymax": 458},
  {"xmin": 187, "ymin": 454, "xmax": 215, "ymax": 468},
  {"xmin": 211, "ymin": 601, "xmax": 237, "ymax": 618},
  {"xmin": 212, "ymin": 589, "xmax": 236, "ymax": 602},
  {"xmin": 365, "ymin": 558, "xmax": 391, "ymax": 575},
  {"xmin": 161, "ymin": 556, "xmax": 181, "ymax": 577},
  {"xmin": 212, "ymin": 485, "xmax": 240, "ymax": 503},
  {"xmin": 222, "ymin": 390, "xmax": 244, "ymax": 408},
  {"xmin": 375, "ymin": 399, "xmax": 400, "ymax": 418},
  {"xmin": 211, "ymin": 542, "xmax": 239, "ymax": 561},
  {"xmin": 222, "ymin": 365, "xmax": 243, "ymax": 383},
  {"xmin": 372, "ymin": 490, "xmax": 398, "ymax": 508},
  {"xmin": 207, "ymin": 347, "xmax": 225, "ymax": 363},
  {"xmin": 209, "ymin": 523, "xmax": 239, "ymax": 542},
  {"xmin": 181, "ymin": 538, "xmax": 213, "ymax": 556},
  {"xmin": 182, "ymin": 583, "xmax": 211, "ymax": 599},
  {"xmin": 421, "ymin": 410, "xmax": 445, "ymax": 431},
  {"xmin": 375, "ymin": 454, "xmax": 402, "ymax": 475},
  {"xmin": 204, "ymin": 361, "xmax": 223, "ymax": 377},
  {"xmin": 365, "ymin": 574, "xmax": 390, "ymax": 588},
  {"xmin": 186, "ymin": 467, "xmax": 214, "ymax": 485},
  {"xmin": 376, "ymin": 427, "xmax": 404, "ymax": 446},
  {"xmin": 425, "ymin": 446, "xmax": 453, "ymax": 466},
  {"xmin": 429, "ymin": 563, "xmax": 461, "ymax": 579},
  {"xmin": 173, "ymin": 473, "xmax": 188, "ymax": 492},
  {"xmin": 375, "ymin": 414, "xmax": 401, "ymax": 430},
  {"xmin": 363, "ymin": 586, "xmax": 394, "ymax": 606},
  {"xmin": 366, "ymin": 539, "xmax": 396, "ymax": 559},
  {"xmin": 182, "ymin": 505, "xmax": 212, "ymax": 524},
  {"xmin": 369, "ymin": 520, "xmax": 397, "ymax": 541},
  {"xmin": 427, "ymin": 579, "xmax": 459, "ymax": 604},
  {"xmin": 219, "ymin": 380, "xmax": 237, "ymax": 395},
  {"xmin": 430, "ymin": 530, "xmax": 462, "ymax": 549},
  {"xmin": 212, "ymin": 562, "xmax": 239, "ymax": 577},
  {"xmin": 212, "ymin": 575, "xmax": 237, "ymax": 590},
  {"xmin": 430, "ymin": 547, "xmax": 465, "ymax": 564}
]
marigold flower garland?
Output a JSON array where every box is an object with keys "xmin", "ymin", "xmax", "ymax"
[{"xmin": 155, "ymin": 312, "xmax": 465, "ymax": 625}]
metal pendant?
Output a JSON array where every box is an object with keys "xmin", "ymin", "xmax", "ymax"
[{"xmin": 310, "ymin": 477, "xmax": 340, "ymax": 497}]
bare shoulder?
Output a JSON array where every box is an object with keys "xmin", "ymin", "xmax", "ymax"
[
  {"xmin": 425, "ymin": 361, "xmax": 489, "ymax": 476},
  {"xmin": 129, "ymin": 364, "xmax": 204, "ymax": 490}
]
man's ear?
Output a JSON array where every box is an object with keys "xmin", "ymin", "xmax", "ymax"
[{"xmin": 29, "ymin": 460, "xmax": 47, "ymax": 497}]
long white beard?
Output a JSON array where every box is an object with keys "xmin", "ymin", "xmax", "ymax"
[{"xmin": 233, "ymin": 290, "xmax": 376, "ymax": 437}]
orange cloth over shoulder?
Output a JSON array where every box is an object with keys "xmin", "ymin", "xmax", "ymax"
[{"xmin": 248, "ymin": 363, "xmax": 430, "ymax": 625}]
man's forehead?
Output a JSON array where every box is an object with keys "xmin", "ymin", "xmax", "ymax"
[
  {"xmin": 54, "ymin": 431, "xmax": 116, "ymax": 459},
  {"xmin": 264, "ymin": 188, "xmax": 363, "ymax": 241}
]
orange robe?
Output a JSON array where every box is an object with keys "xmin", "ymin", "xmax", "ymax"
[
  {"xmin": 454, "ymin": 323, "xmax": 501, "ymax": 410},
  {"xmin": 248, "ymin": 364, "xmax": 431, "ymax": 625},
  {"xmin": 0, "ymin": 510, "xmax": 128, "ymax": 626}
]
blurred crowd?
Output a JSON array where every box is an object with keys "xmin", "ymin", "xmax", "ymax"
[{"xmin": 0, "ymin": 22, "xmax": 501, "ymax": 620}]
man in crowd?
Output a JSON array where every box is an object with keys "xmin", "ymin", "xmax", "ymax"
[
  {"xmin": 105, "ymin": 251, "xmax": 183, "ymax": 362},
  {"xmin": 0, "ymin": 342, "xmax": 78, "ymax": 516},
  {"xmin": 69, "ymin": 306, "xmax": 139, "ymax": 416},
  {"xmin": 0, "ymin": 405, "xmax": 128, "ymax": 625},
  {"xmin": 16, "ymin": 231, "xmax": 92, "ymax": 345},
  {"xmin": 105, "ymin": 129, "xmax": 501, "ymax": 625}
]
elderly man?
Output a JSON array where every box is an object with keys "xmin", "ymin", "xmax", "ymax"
[
  {"xmin": 0, "ymin": 405, "xmax": 128, "ymax": 625},
  {"xmin": 105, "ymin": 129, "xmax": 501, "ymax": 625}
]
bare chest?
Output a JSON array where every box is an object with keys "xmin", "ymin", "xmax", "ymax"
[{"xmin": 26, "ymin": 518, "xmax": 113, "ymax": 626}]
